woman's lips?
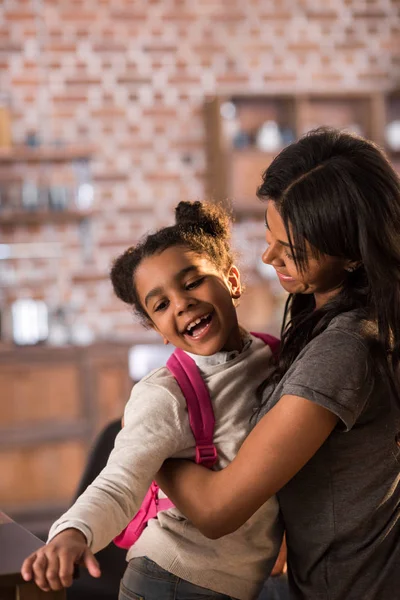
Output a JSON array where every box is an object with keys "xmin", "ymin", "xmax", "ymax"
[{"xmin": 275, "ymin": 270, "xmax": 295, "ymax": 282}]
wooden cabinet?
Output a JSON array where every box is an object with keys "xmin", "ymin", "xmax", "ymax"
[
  {"xmin": 0, "ymin": 343, "xmax": 131, "ymax": 534},
  {"xmin": 205, "ymin": 92, "xmax": 399, "ymax": 219}
]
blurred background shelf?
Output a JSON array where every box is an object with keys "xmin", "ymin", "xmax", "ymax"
[
  {"xmin": 0, "ymin": 143, "xmax": 95, "ymax": 230},
  {"xmin": 205, "ymin": 91, "xmax": 400, "ymax": 219},
  {"xmin": 0, "ymin": 209, "xmax": 93, "ymax": 227},
  {"xmin": 0, "ymin": 145, "xmax": 96, "ymax": 163}
]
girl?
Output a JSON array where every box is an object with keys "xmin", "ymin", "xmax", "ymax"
[
  {"xmin": 156, "ymin": 129, "xmax": 400, "ymax": 600},
  {"xmin": 21, "ymin": 201, "xmax": 283, "ymax": 600}
]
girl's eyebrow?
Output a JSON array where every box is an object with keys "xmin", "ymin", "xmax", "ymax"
[
  {"xmin": 144, "ymin": 266, "xmax": 199, "ymax": 307},
  {"xmin": 144, "ymin": 286, "xmax": 163, "ymax": 307}
]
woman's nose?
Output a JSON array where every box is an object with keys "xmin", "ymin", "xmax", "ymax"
[
  {"xmin": 262, "ymin": 242, "xmax": 283, "ymax": 266},
  {"xmin": 262, "ymin": 245, "xmax": 271, "ymax": 265}
]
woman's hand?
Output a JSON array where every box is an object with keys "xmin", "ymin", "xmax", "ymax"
[
  {"xmin": 21, "ymin": 528, "xmax": 101, "ymax": 591},
  {"xmin": 156, "ymin": 394, "xmax": 338, "ymax": 538}
]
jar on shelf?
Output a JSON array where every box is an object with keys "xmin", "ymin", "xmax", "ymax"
[
  {"xmin": 385, "ymin": 120, "xmax": 400, "ymax": 151},
  {"xmin": 255, "ymin": 120, "xmax": 282, "ymax": 152}
]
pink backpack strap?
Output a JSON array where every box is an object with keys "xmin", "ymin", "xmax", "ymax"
[
  {"xmin": 166, "ymin": 348, "xmax": 217, "ymax": 468},
  {"xmin": 250, "ymin": 331, "xmax": 280, "ymax": 356}
]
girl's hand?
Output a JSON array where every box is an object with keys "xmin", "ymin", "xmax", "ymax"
[{"xmin": 21, "ymin": 528, "xmax": 101, "ymax": 591}]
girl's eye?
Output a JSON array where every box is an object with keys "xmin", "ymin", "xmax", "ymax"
[
  {"xmin": 284, "ymin": 250, "xmax": 295, "ymax": 260},
  {"xmin": 186, "ymin": 277, "xmax": 205, "ymax": 290},
  {"xmin": 154, "ymin": 299, "xmax": 169, "ymax": 312}
]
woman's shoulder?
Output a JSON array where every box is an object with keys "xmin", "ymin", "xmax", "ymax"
[
  {"xmin": 315, "ymin": 309, "xmax": 373, "ymax": 347},
  {"xmin": 282, "ymin": 311, "xmax": 378, "ymax": 429},
  {"xmin": 290, "ymin": 310, "xmax": 374, "ymax": 378}
]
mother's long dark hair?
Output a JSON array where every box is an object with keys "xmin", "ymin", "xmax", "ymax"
[{"xmin": 257, "ymin": 127, "xmax": 400, "ymax": 407}]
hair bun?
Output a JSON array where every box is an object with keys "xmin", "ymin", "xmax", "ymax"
[{"xmin": 175, "ymin": 200, "xmax": 230, "ymax": 240}]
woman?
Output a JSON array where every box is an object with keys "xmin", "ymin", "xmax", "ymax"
[{"xmin": 157, "ymin": 128, "xmax": 400, "ymax": 600}]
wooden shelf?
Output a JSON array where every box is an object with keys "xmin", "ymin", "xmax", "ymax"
[
  {"xmin": 72, "ymin": 270, "xmax": 108, "ymax": 283},
  {"xmin": 234, "ymin": 203, "xmax": 267, "ymax": 220},
  {"xmin": 0, "ymin": 209, "xmax": 93, "ymax": 226},
  {"xmin": 205, "ymin": 91, "xmax": 399, "ymax": 218},
  {"xmin": 0, "ymin": 144, "xmax": 96, "ymax": 163},
  {"xmin": 385, "ymin": 147, "xmax": 400, "ymax": 156},
  {"xmin": 230, "ymin": 149, "xmax": 275, "ymax": 217},
  {"xmin": 231, "ymin": 147, "xmax": 280, "ymax": 159}
]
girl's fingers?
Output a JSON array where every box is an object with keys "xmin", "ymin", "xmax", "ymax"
[
  {"xmin": 44, "ymin": 551, "xmax": 63, "ymax": 591},
  {"xmin": 21, "ymin": 552, "xmax": 36, "ymax": 581},
  {"xmin": 31, "ymin": 552, "xmax": 51, "ymax": 591},
  {"xmin": 82, "ymin": 549, "xmax": 101, "ymax": 578},
  {"xmin": 58, "ymin": 550, "xmax": 76, "ymax": 588},
  {"xmin": 21, "ymin": 533, "xmax": 93, "ymax": 591}
]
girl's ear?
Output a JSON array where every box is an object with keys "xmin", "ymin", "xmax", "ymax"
[{"xmin": 228, "ymin": 265, "xmax": 242, "ymax": 299}]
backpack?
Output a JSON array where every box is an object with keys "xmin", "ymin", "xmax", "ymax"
[{"xmin": 113, "ymin": 332, "xmax": 279, "ymax": 549}]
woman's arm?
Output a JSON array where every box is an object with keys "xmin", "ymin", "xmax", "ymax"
[{"xmin": 156, "ymin": 394, "xmax": 338, "ymax": 539}]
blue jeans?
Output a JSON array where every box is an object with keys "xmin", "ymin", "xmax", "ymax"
[
  {"xmin": 256, "ymin": 573, "xmax": 290, "ymax": 600},
  {"xmin": 119, "ymin": 557, "xmax": 237, "ymax": 600}
]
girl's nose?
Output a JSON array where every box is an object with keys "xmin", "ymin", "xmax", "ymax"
[{"xmin": 174, "ymin": 294, "xmax": 196, "ymax": 316}]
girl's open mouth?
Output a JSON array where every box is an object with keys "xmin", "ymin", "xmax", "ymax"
[{"xmin": 184, "ymin": 313, "xmax": 213, "ymax": 339}]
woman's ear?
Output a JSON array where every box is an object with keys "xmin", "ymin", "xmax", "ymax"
[
  {"xmin": 344, "ymin": 260, "xmax": 362, "ymax": 273},
  {"xmin": 228, "ymin": 265, "xmax": 242, "ymax": 299}
]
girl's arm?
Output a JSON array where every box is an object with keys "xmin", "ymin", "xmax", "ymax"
[
  {"xmin": 48, "ymin": 379, "xmax": 188, "ymax": 552},
  {"xmin": 157, "ymin": 393, "xmax": 338, "ymax": 539},
  {"xmin": 22, "ymin": 380, "xmax": 188, "ymax": 592}
]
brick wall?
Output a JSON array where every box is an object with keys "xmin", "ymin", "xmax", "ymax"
[{"xmin": 1, "ymin": 0, "xmax": 399, "ymax": 341}]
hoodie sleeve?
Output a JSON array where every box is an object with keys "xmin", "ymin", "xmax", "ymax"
[{"xmin": 48, "ymin": 375, "xmax": 188, "ymax": 553}]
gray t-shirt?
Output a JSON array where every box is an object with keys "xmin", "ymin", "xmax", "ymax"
[{"xmin": 259, "ymin": 311, "xmax": 400, "ymax": 600}]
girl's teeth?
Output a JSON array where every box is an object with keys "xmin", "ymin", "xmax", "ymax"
[{"xmin": 187, "ymin": 315, "xmax": 208, "ymax": 332}]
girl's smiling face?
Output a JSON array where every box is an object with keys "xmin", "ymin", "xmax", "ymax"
[
  {"xmin": 262, "ymin": 202, "xmax": 350, "ymax": 308},
  {"xmin": 135, "ymin": 245, "xmax": 243, "ymax": 355}
]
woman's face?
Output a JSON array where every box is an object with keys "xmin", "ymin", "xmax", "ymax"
[{"xmin": 262, "ymin": 202, "xmax": 349, "ymax": 308}]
